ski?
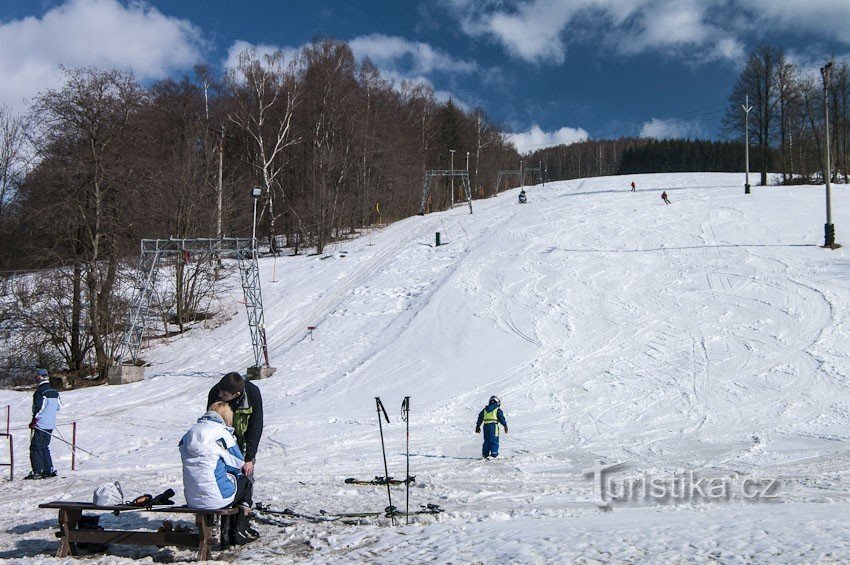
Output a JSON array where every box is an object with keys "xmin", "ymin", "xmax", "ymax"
[
  {"xmin": 344, "ymin": 476, "xmax": 415, "ymax": 486},
  {"xmin": 255, "ymin": 502, "xmax": 443, "ymax": 522}
]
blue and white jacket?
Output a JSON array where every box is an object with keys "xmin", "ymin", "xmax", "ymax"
[
  {"xmin": 32, "ymin": 379, "xmax": 60, "ymax": 430},
  {"xmin": 179, "ymin": 412, "xmax": 244, "ymax": 509}
]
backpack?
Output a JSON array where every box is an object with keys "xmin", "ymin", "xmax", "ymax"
[{"xmin": 93, "ymin": 481, "xmax": 124, "ymax": 506}]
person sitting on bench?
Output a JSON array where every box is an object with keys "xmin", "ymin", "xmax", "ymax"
[{"xmin": 179, "ymin": 402, "xmax": 254, "ymax": 547}]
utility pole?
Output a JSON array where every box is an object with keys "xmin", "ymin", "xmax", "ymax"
[
  {"xmin": 742, "ymin": 94, "xmax": 752, "ymax": 195},
  {"xmin": 540, "ymin": 160, "xmax": 544, "ymax": 186},
  {"xmin": 216, "ymin": 127, "xmax": 225, "ymax": 239},
  {"xmin": 821, "ymin": 62, "xmax": 837, "ymax": 247},
  {"xmin": 449, "ymin": 149, "xmax": 456, "ymax": 208},
  {"xmin": 519, "ymin": 158, "xmax": 524, "ymax": 188}
]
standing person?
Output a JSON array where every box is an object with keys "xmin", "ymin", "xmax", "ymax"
[
  {"xmin": 661, "ymin": 191, "xmax": 671, "ymax": 204},
  {"xmin": 26, "ymin": 368, "xmax": 61, "ymax": 480},
  {"xmin": 475, "ymin": 395, "xmax": 508, "ymax": 459},
  {"xmin": 207, "ymin": 372, "xmax": 263, "ymax": 541},
  {"xmin": 630, "ymin": 181, "xmax": 636, "ymax": 192},
  {"xmin": 179, "ymin": 402, "xmax": 254, "ymax": 547},
  {"xmin": 207, "ymin": 373, "xmax": 263, "ymax": 479}
]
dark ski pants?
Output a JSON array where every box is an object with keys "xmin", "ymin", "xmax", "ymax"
[
  {"xmin": 482, "ymin": 423, "xmax": 500, "ymax": 458},
  {"xmin": 233, "ymin": 474, "xmax": 254, "ymax": 507},
  {"xmin": 30, "ymin": 428, "xmax": 54, "ymax": 473}
]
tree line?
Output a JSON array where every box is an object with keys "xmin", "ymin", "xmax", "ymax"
[
  {"xmin": 527, "ymin": 45, "xmax": 846, "ymax": 187},
  {"xmin": 0, "ymin": 38, "xmax": 518, "ymax": 381},
  {"xmin": 721, "ymin": 45, "xmax": 849, "ymax": 186}
]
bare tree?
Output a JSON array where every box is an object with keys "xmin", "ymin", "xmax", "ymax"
[
  {"xmin": 0, "ymin": 106, "xmax": 27, "ymax": 221},
  {"xmin": 723, "ymin": 45, "xmax": 784, "ymax": 186},
  {"xmin": 226, "ymin": 48, "xmax": 302, "ymax": 252},
  {"xmin": 29, "ymin": 67, "xmax": 144, "ymax": 377}
]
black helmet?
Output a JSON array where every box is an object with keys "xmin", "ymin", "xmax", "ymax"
[{"xmin": 489, "ymin": 395, "xmax": 501, "ymax": 406}]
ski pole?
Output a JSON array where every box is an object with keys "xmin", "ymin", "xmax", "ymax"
[
  {"xmin": 401, "ymin": 396, "xmax": 410, "ymax": 525},
  {"xmin": 35, "ymin": 426, "xmax": 97, "ymax": 457},
  {"xmin": 375, "ymin": 397, "xmax": 394, "ymax": 526}
]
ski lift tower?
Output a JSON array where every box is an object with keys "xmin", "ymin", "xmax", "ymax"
[
  {"xmin": 495, "ymin": 164, "xmax": 543, "ymax": 194},
  {"xmin": 418, "ymin": 169, "xmax": 473, "ymax": 215},
  {"xmin": 108, "ymin": 236, "xmax": 276, "ymax": 385}
]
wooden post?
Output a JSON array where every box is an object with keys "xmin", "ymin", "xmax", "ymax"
[
  {"xmin": 57, "ymin": 507, "xmax": 81, "ymax": 557},
  {"xmin": 196, "ymin": 513, "xmax": 213, "ymax": 560},
  {"xmin": 71, "ymin": 422, "xmax": 77, "ymax": 471}
]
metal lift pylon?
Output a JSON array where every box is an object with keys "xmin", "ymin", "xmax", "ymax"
[
  {"xmin": 418, "ymin": 170, "xmax": 473, "ymax": 215},
  {"xmin": 109, "ymin": 237, "xmax": 276, "ymax": 384}
]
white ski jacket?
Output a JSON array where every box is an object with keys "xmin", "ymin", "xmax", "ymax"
[{"xmin": 179, "ymin": 412, "xmax": 244, "ymax": 509}]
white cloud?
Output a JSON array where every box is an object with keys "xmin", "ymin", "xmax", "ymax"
[
  {"xmin": 442, "ymin": 0, "xmax": 850, "ymax": 65},
  {"xmin": 0, "ymin": 0, "xmax": 205, "ymax": 113},
  {"xmin": 639, "ymin": 117, "xmax": 703, "ymax": 139},
  {"xmin": 745, "ymin": 0, "xmax": 850, "ymax": 44},
  {"xmin": 508, "ymin": 124, "xmax": 588, "ymax": 154},
  {"xmin": 348, "ymin": 34, "xmax": 478, "ymax": 75}
]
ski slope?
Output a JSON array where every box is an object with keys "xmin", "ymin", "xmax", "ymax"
[{"xmin": 2, "ymin": 172, "xmax": 850, "ymax": 562}]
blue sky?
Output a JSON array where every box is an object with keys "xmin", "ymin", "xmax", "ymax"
[{"xmin": 2, "ymin": 0, "xmax": 849, "ymax": 153}]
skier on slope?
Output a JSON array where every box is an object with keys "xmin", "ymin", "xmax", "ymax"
[
  {"xmin": 661, "ymin": 191, "xmax": 671, "ymax": 204},
  {"xmin": 630, "ymin": 181, "xmax": 636, "ymax": 192},
  {"xmin": 518, "ymin": 189, "xmax": 527, "ymax": 204},
  {"xmin": 475, "ymin": 395, "xmax": 508, "ymax": 459}
]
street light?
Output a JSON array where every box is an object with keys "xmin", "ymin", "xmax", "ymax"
[
  {"xmin": 449, "ymin": 149, "xmax": 456, "ymax": 208},
  {"xmin": 251, "ymin": 186, "xmax": 262, "ymax": 251},
  {"xmin": 821, "ymin": 62, "xmax": 836, "ymax": 248},
  {"xmin": 742, "ymin": 94, "xmax": 752, "ymax": 194}
]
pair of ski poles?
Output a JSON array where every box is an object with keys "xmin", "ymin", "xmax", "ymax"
[
  {"xmin": 374, "ymin": 396, "xmax": 412, "ymax": 525},
  {"xmin": 33, "ymin": 426, "xmax": 97, "ymax": 457}
]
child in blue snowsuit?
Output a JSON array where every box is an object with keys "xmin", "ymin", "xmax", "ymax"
[{"xmin": 475, "ymin": 396, "xmax": 508, "ymax": 458}]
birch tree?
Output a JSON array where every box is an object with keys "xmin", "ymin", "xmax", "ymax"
[{"xmin": 227, "ymin": 48, "xmax": 301, "ymax": 252}]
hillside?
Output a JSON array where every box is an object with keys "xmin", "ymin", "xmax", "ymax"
[{"xmin": 1, "ymin": 172, "xmax": 849, "ymax": 562}]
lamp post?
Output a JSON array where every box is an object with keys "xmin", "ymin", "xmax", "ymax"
[
  {"xmin": 742, "ymin": 94, "xmax": 752, "ymax": 195},
  {"xmin": 251, "ymin": 186, "xmax": 262, "ymax": 253},
  {"xmin": 821, "ymin": 62, "xmax": 836, "ymax": 247},
  {"xmin": 449, "ymin": 149, "xmax": 456, "ymax": 208}
]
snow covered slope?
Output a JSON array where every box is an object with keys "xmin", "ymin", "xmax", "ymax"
[{"xmin": 2, "ymin": 172, "xmax": 850, "ymax": 562}]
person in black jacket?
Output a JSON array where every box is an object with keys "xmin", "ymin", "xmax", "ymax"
[{"xmin": 207, "ymin": 373, "xmax": 263, "ymax": 495}]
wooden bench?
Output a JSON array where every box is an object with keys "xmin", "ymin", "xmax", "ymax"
[{"xmin": 39, "ymin": 501, "xmax": 240, "ymax": 560}]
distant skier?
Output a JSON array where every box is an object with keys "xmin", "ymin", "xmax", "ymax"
[
  {"xmin": 518, "ymin": 189, "xmax": 527, "ymax": 204},
  {"xmin": 475, "ymin": 395, "xmax": 508, "ymax": 459},
  {"xmin": 661, "ymin": 191, "xmax": 671, "ymax": 204},
  {"xmin": 630, "ymin": 181, "xmax": 636, "ymax": 192}
]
